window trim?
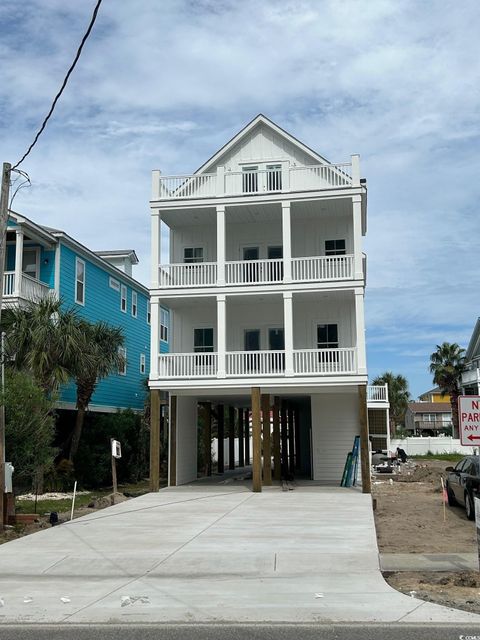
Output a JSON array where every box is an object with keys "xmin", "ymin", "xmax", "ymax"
[
  {"xmin": 316, "ymin": 323, "xmax": 339, "ymax": 349},
  {"xmin": 194, "ymin": 327, "xmax": 214, "ymax": 353},
  {"xmin": 120, "ymin": 284, "xmax": 127, "ymax": 313},
  {"xmin": 75, "ymin": 257, "xmax": 86, "ymax": 306},
  {"xmin": 160, "ymin": 308, "xmax": 169, "ymax": 342},
  {"xmin": 183, "ymin": 247, "xmax": 204, "ymax": 264},
  {"xmin": 147, "ymin": 300, "xmax": 151, "ymax": 325},
  {"xmin": 140, "ymin": 353, "xmax": 146, "ymax": 374},
  {"xmin": 131, "ymin": 290, "xmax": 138, "ymax": 318},
  {"xmin": 118, "ymin": 347, "xmax": 127, "ymax": 376},
  {"xmin": 325, "ymin": 239, "xmax": 346, "ymax": 256}
]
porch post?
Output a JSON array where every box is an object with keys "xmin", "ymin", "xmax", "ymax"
[
  {"xmin": 244, "ymin": 408, "xmax": 250, "ymax": 464},
  {"xmin": 217, "ymin": 404, "xmax": 225, "ymax": 474},
  {"xmin": 283, "ymin": 291, "xmax": 294, "ymax": 376},
  {"xmin": 14, "ymin": 228, "xmax": 24, "ymax": 296},
  {"xmin": 262, "ymin": 394, "xmax": 272, "ymax": 485},
  {"xmin": 217, "ymin": 294, "xmax": 226, "ymax": 378},
  {"xmin": 272, "ymin": 396, "xmax": 281, "ymax": 481},
  {"xmin": 151, "ymin": 211, "xmax": 161, "ymax": 288},
  {"xmin": 216, "ymin": 204, "xmax": 226, "ymax": 285},
  {"xmin": 294, "ymin": 407, "xmax": 301, "ymax": 470},
  {"xmin": 238, "ymin": 407, "xmax": 245, "ymax": 467},
  {"xmin": 150, "ymin": 300, "xmax": 160, "ymax": 378},
  {"xmin": 358, "ymin": 385, "xmax": 371, "ymax": 494},
  {"xmin": 203, "ymin": 402, "xmax": 212, "ymax": 476},
  {"xmin": 352, "ymin": 195, "xmax": 363, "ymax": 279},
  {"xmin": 354, "ymin": 289, "xmax": 367, "ymax": 375},
  {"xmin": 229, "ymin": 406, "xmax": 235, "ymax": 471},
  {"xmin": 281, "ymin": 202, "xmax": 292, "ymax": 283},
  {"xmin": 168, "ymin": 395, "xmax": 177, "ymax": 487},
  {"xmin": 149, "ymin": 389, "xmax": 161, "ymax": 491},
  {"xmin": 252, "ymin": 387, "xmax": 262, "ymax": 492}
]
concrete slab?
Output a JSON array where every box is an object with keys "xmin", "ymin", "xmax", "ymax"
[
  {"xmin": 0, "ymin": 486, "xmax": 479, "ymax": 624},
  {"xmin": 380, "ymin": 553, "xmax": 479, "ymax": 572}
]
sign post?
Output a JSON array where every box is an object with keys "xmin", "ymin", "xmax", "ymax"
[
  {"xmin": 458, "ymin": 396, "xmax": 480, "ymax": 446},
  {"xmin": 110, "ymin": 439, "xmax": 121, "ymax": 499}
]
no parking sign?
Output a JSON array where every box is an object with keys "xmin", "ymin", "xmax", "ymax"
[{"xmin": 458, "ymin": 396, "xmax": 480, "ymax": 446}]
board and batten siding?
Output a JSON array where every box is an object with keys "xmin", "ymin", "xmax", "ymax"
[
  {"xmin": 58, "ymin": 242, "xmax": 154, "ymax": 411},
  {"xmin": 311, "ymin": 392, "xmax": 360, "ymax": 484}
]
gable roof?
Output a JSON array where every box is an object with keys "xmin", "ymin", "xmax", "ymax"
[
  {"xmin": 407, "ymin": 402, "xmax": 452, "ymax": 414},
  {"xmin": 194, "ymin": 114, "xmax": 332, "ymax": 175},
  {"xmin": 95, "ymin": 249, "xmax": 139, "ymax": 265}
]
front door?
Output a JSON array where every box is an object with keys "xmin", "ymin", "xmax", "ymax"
[
  {"xmin": 243, "ymin": 247, "xmax": 259, "ymax": 282},
  {"xmin": 267, "ymin": 246, "xmax": 283, "ymax": 281},
  {"xmin": 269, "ymin": 328, "xmax": 285, "ymax": 371},
  {"xmin": 245, "ymin": 329, "xmax": 260, "ymax": 351}
]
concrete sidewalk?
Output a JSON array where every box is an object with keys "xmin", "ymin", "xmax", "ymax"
[
  {"xmin": 381, "ymin": 553, "xmax": 479, "ymax": 572},
  {"xmin": 0, "ymin": 486, "xmax": 479, "ymax": 624}
]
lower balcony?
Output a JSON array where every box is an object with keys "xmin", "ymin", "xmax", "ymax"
[
  {"xmin": 4, "ymin": 271, "xmax": 51, "ymax": 304},
  {"xmin": 158, "ymin": 348, "xmax": 357, "ymax": 379}
]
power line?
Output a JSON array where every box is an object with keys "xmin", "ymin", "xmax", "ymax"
[{"xmin": 12, "ymin": 0, "xmax": 103, "ymax": 171}]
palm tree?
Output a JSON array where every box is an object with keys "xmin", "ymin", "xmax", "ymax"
[
  {"xmin": 69, "ymin": 321, "xmax": 125, "ymax": 461},
  {"xmin": 3, "ymin": 298, "xmax": 84, "ymax": 395},
  {"xmin": 429, "ymin": 342, "xmax": 465, "ymax": 438},
  {"xmin": 371, "ymin": 371, "xmax": 410, "ymax": 436}
]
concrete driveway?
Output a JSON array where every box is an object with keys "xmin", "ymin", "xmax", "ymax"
[{"xmin": 0, "ymin": 485, "xmax": 479, "ymax": 624}]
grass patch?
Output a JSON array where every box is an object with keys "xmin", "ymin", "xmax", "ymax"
[{"xmin": 410, "ymin": 452, "xmax": 464, "ymax": 462}]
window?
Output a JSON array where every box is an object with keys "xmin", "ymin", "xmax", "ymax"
[
  {"xmin": 147, "ymin": 301, "xmax": 151, "ymax": 325},
  {"xmin": 109, "ymin": 277, "xmax": 120, "ymax": 291},
  {"xmin": 184, "ymin": 247, "xmax": 204, "ymax": 264},
  {"xmin": 160, "ymin": 308, "xmax": 169, "ymax": 342},
  {"xmin": 266, "ymin": 164, "xmax": 282, "ymax": 191},
  {"xmin": 242, "ymin": 166, "xmax": 258, "ymax": 193},
  {"xmin": 118, "ymin": 347, "xmax": 127, "ymax": 375},
  {"xmin": 325, "ymin": 239, "xmax": 346, "ymax": 256},
  {"xmin": 422, "ymin": 413, "xmax": 437, "ymax": 422},
  {"xmin": 75, "ymin": 258, "xmax": 85, "ymax": 305},
  {"xmin": 120, "ymin": 285, "xmax": 127, "ymax": 312},
  {"xmin": 132, "ymin": 291, "xmax": 138, "ymax": 318},
  {"xmin": 140, "ymin": 353, "xmax": 146, "ymax": 374},
  {"xmin": 194, "ymin": 328, "xmax": 214, "ymax": 352},
  {"xmin": 317, "ymin": 324, "xmax": 339, "ymax": 349}
]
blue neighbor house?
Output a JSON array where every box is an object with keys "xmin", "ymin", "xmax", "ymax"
[{"xmin": 5, "ymin": 210, "xmax": 169, "ymax": 413}]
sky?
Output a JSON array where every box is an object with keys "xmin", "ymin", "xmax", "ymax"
[{"xmin": 1, "ymin": 0, "xmax": 479, "ymax": 398}]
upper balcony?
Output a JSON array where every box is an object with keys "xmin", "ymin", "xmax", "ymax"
[
  {"xmin": 152, "ymin": 157, "xmax": 360, "ymax": 203},
  {"xmin": 3, "ymin": 271, "xmax": 51, "ymax": 305}
]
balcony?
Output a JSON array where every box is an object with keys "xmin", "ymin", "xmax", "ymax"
[
  {"xmin": 153, "ymin": 160, "xmax": 358, "ymax": 202},
  {"xmin": 157, "ymin": 348, "xmax": 357, "ymax": 379},
  {"xmin": 158, "ymin": 255, "xmax": 355, "ymax": 289},
  {"xmin": 3, "ymin": 272, "xmax": 51, "ymax": 303}
]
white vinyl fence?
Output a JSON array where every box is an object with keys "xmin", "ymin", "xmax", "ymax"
[{"xmin": 390, "ymin": 437, "xmax": 475, "ymax": 456}]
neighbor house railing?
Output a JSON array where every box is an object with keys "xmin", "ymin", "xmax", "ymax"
[{"xmin": 367, "ymin": 384, "xmax": 388, "ymax": 402}]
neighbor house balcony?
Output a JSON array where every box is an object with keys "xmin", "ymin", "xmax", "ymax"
[
  {"xmin": 153, "ymin": 158, "xmax": 359, "ymax": 202},
  {"xmin": 157, "ymin": 255, "xmax": 355, "ymax": 289},
  {"xmin": 3, "ymin": 271, "xmax": 51, "ymax": 305}
]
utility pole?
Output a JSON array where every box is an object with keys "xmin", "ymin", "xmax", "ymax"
[{"xmin": 0, "ymin": 162, "xmax": 11, "ymax": 528}]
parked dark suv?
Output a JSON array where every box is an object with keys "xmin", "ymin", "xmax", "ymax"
[{"xmin": 445, "ymin": 455, "xmax": 480, "ymax": 520}]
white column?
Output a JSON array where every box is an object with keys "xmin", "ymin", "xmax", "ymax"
[
  {"xmin": 151, "ymin": 212, "xmax": 161, "ymax": 288},
  {"xmin": 351, "ymin": 154, "xmax": 360, "ymax": 187},
  {"xmin": 151, "ymin": 169, "xmax": 161, "ymax": 200},
  {"xmin": 352, "ymin": 195, "xmax": 363, "ymax": 279},
  {"xmin": 216, "ymin": 205, "xmax": 226, "ymax": 286},
  {"xmin": 150, "ymin": 299, "xmax": 160, "ymax": 378},
  {"xmin": 217, "ymin": 294, "xmax": 226, "ymax": 378},
  {"xmin": 283, "ymin": 291, "xmax": 294, "ymax": 376},
  {"xmin": 354, "ymin": 289, "xmax": 367, "ymax": 375},
  {"xmin": 14, "ymin": 228, "xmax": 24, "ymax": 296},
  {"xmin": 281, "ymin": 202, "xmax": 292, "ymax": 283}
]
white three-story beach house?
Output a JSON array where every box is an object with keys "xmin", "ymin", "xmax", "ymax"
[{"xmin": 149, "ymin": 115, "xmax": 388, "ymax": 491}]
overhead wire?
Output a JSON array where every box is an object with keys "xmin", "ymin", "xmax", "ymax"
[{"xmin": 12, "ymin": 0, "xmax": 103, "ymax": 171}]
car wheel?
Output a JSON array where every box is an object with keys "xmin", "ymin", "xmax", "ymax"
[
  {"xmin": 465, "ymin": 492, "xmax": 475, "ymax": 520},
  {"xmin": 447, "ymin": 484, "xmax": 457, "ymax": 506}
]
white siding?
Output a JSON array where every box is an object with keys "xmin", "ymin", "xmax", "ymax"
[
  {"xmin": 311, "ymin": 392, "xmax": 360, "ymax": 484},
  {"xmin": 171, "ymin": 224, "xmax": 217, "ymax": 264},
  {"xmin": 291, "ymin": 214, "xmax": 353, "ymax": 258},
  {"xmin": 175, "ymin": 396, "xmax": 198, "ymax": 485},
  {"xmin": 293, "ymin": 295, "xmax": 355, "ymax": 350},
  {"xmin": 171, "ymin": 304, "xmax": 217, "ymax": 353}
]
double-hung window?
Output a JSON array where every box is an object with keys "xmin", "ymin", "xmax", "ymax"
[
  {"xmin": 118, "ymin": 347, "xmax": 127, "ymax": 375},
  {"xmin": 140, "ymin": 353, "xmax": 146, "ymax": 374},
  {"xmin": 184, "ymin": 248, "xmax": 204, "ymax": 264},
  {"xmin": 325, "ymin": 239, "xmax": 346, "ymax": 256},
  {"xmin": 147, "ymin": 300, "xmax": 151, "ymax": 325},
  {"xmin": 194, "ymin": 327, "xmax": 214, "ymax": 370},
  {"xmin": 75, "ymin": 258, "xmax": 85, "ymax": 305},
  {"xmin": 160, "ymin": 308, "xmax": 169, "ymax": 342},
  {"xmin": 317, "ymin": 324, "xmax": 339, "ymax": 366},
  {"xmin": 132, "ymin": 291, "xmax": 138, "ymax": 318},
  {"xmin": 121, "ymin": 285, "xmax": 127, "ymax": 312}
]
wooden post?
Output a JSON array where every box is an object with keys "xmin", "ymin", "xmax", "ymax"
[
  {"xmin": 149, "ymin": 389, "xmax": 161, "ymax": 491},
  {"xmin": 229, "ymin": 406, "xmax": 235, "ymax": 470},
  {"xmin": 252, "ymin": 387, "xmax": 262, "ymax": 492},
  {"xmin": 288, "ymin": 407, "xmax": 295, "ymax": 474},
  {"xmin": 217, "ymin": 404, "xmax": 225, "ymax": 474},
  {"xmin": 281, "ymin": 405, "xmax": 288, "ymax": 478},
  {"xmin": 204, "ymin": 402, "xmax": 212, "ymax": 476},
  {"xmin": 169, "ymin": 395, "xmax": 177, "ymax": 487},
  {"xmin": 110, "ymin": 438, "xmax": 118, "ymax": 497},
  {"xmin": 238, "ymin": 407, "xmax": 245, "ymax": 467},
  {"xmin": 244, "ymin": 408, "xmax": 250, "ymax": 464},
  {"xmin": 262, "ymin": 394, "xmax": 272, "ymax": 485},
  {"xmin": 273, "ymin": 396, "xmax": 281, "ymax": 481},
  {"xmin": 358, "ymin": 385, "xmax": 371, "ymax": 494}
]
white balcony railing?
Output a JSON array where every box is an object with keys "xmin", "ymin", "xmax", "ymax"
[
  {"xmin": 159, "ymin": 262, "xmax": 217, "ymax": 287},
  {"xmin": 291, "ymin": 255, "xmax": 354, "ymax": 282},
  {"xmin": 293, "ymin": 348, "xmax": 356, "ymax": 375},
  {"xmin": 3, "ymin": 272, "xmax": 50, "ymax": 302},
  {"xmin": 367, "ymin": 385, "xmax": 388, "ymax": 402},
  {"xmin": 158, "ymin": 353, "xmax": 218, "ymax": 378},
  {"xmin": 225, "ymin": 259, "xmax": 283, "ymax": 285},
  {"xmin": 155, "ymin": 161, "xmax": 355, "ymax": 201},
  {"xmin": 462, "ymin": 367, "xmax": 480, "ymax": 385},
  {"xmin": 226, "ymin": 351, "xmax": 285, "ymax": 376}
]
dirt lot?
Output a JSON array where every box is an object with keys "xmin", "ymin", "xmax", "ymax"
[{"xmin": 372, "ymin": 459, "xmax": 480, "ymax": 614}]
